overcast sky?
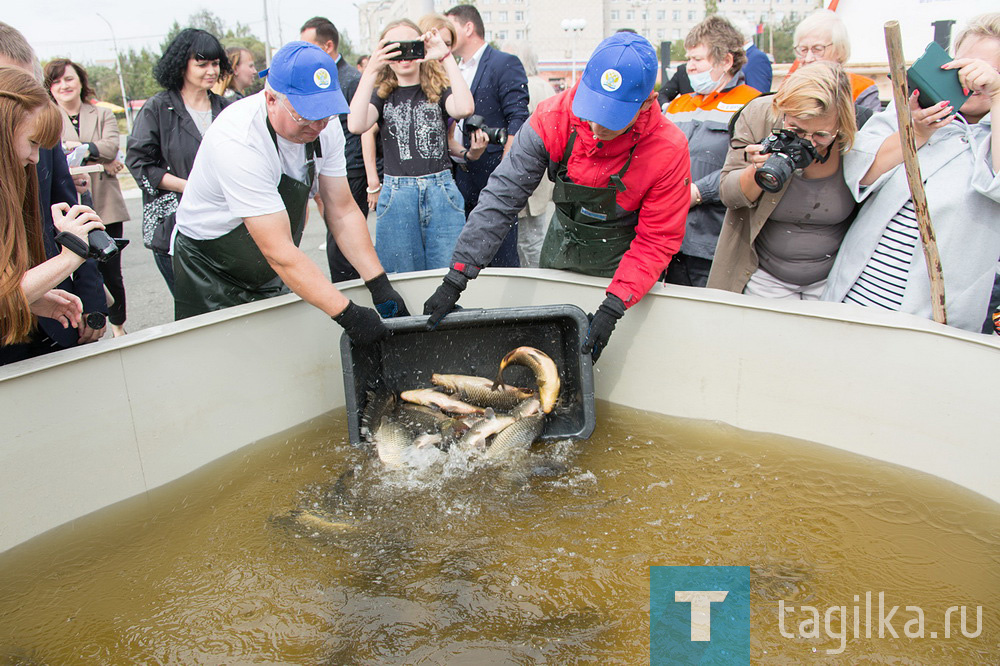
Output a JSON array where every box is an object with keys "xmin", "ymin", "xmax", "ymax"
[{"xmin": 9, "ymin": 0, "xmax": 362, "ymax": 64}]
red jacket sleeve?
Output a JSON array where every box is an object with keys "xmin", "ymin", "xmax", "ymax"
[{"xmin": 607, "ymin": 143, "xmax": 691, "ymax": 307}]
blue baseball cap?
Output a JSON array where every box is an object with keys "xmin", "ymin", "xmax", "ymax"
[
  {"xmin": 572, "ymin": 33, "xmax": 658, "ymax": 131},
  {"xmin": 258, "ymin": 41, "xmax": 349, "ymax": 120}
]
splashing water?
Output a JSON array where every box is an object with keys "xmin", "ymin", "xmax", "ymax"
[{"xmin": 0, "ymin": 403, "xmax": 997, "ymax": 664}]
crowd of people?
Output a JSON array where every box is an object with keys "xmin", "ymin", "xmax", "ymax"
[{"xmin": 1, "ymin": 8, "xmax": 999, "ymax": 368}]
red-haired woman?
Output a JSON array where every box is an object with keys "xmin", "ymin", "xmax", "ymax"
[{"xmin": 0, "ymin": 66, "xmax": 106, "ymax": 364}]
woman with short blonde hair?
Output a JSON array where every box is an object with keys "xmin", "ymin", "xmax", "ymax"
[
  {"xmin": 771, "ymin": 58, "xmax": 857, "ymax": 152},
  {"xmin": 708, "ymin": 61, "xmax": 862, "ymax": 299},
  {"xmin": 347, "ymin": 19, "xmax": 475, "ymax": 272},
  {"xmin": 792, "ymin": 9, "xmax": 880, "ymax": 111},
  {"xmin": 418, "ymin": 13, "xmax": 457, "ymax": 51}
]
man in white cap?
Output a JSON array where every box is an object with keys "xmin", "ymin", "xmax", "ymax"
[
  {"xmin": 173, "ymin": 41, "xmax": 407, "ymax": 344},
  {"xmin": 423, "ymin": 32, "xmax": 691, "ymax": 362}
]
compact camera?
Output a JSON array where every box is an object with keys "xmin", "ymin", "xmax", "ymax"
[
  {"xmin": 464, "ymin": 115, "xmax": 508, "ymax": 146},
  {"xmin": 754, "ymin": 129, "xmax": 820, "ymax": 193},
  {"xmin": 389, "ymin": 40, "xmax": 425, "ymax": 61}
]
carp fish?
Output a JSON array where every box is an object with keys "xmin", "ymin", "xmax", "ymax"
[
  {"xmin": 494, "ymin": 347, "xmax": 561, "ymax": 414},
  {"xmin": 483, "ymin": 413, "xmax": 545, "ymax": 460},
  {"xmin": 431, "ymin": 373, "xmax": 536, "ymax": 411},
  {"xmin": 456, "ymin": 408, "xmax": 517, "ymax": 452},
  {"xmin": 399, "ymin": 389, "xmax": 486, "ymax": 415},
  {"xmin": 372, "ymin": 416, "xmax": 415, "ymax": 469}
]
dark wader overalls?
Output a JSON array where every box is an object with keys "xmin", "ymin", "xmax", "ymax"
[
  {"xmin": 539, "ymin": 130, "xmax": 639, "ymax": 277},
  {"xmin": 173, "ymin": 120, "xmax": 321, "ymax": 320}
]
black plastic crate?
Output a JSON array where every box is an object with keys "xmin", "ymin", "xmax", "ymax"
[{"xmin": 340, "ymin": 305, "xmax": 596, "ymax": 445}]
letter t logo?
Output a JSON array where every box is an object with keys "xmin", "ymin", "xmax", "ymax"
[{"xmin": 675, "ymin": 591, "xmax": 729, "ymax": 641}]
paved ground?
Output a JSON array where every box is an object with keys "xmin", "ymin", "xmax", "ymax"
[{"xmin": 115, "ymin": 191, "xmax": 361, "ymax": 335}]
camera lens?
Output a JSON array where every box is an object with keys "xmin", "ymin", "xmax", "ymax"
[
  {"xmin": 88, "ymin": 229, "xmax": 120, "ymax": 263},
  {"xmin": 754, "ymin": 154, "xmax": 794, "ymax": 193}
]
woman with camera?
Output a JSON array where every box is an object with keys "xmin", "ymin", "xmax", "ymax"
[
  {"xmin": 125, "ymin": 28, "xmax": 231, "ymax": 294},
  {"xmin": 347, "ymin": 19, "xmax": 474, "ymax": 273},
  {"xmin": 822, "ymin": 13, "xmax": 1000, "ymax": 333},
  {"xmin": 45, "ymin": 58, "xmax": 130, "ymax": 338},
  {"xmin": 1, "ymin": 66, "xmax": 107, "ymax": 364},
  {"xmin": 708, "ymin": 61, "xmax": 859, "ymax": 298}
]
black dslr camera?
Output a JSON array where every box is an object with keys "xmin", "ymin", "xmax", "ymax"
[
  {"xmin": 464, "ymin": 115, "xmax": 507, "ymax": 146},
  {"xmin": 54, "ymin": 229, "xmax": 129, "ymax": 263},
  {"xmin": 754, "ymin": 129, "xmax": 820, "ymax": 193}
]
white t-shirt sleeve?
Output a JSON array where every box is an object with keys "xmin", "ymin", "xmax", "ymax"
[
  {"xmin": 216, "ymin": 139, "xmax": 286, "ymax": 218},
  {"xmin": 319, "ymin": 119, "xmax": 348, "ymax": 178}
]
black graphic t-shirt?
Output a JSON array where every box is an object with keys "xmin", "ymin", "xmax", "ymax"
[{"xmin": 372, "ymin": 84, "xmax": 452, "ymax": 177}]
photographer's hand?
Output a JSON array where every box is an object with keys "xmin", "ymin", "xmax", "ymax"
[
  {"xmin": 467, "ymin": 130, "xmax": 488, "ymax": 161},
  {"xmin": 909, "ymin": 91, "xmax": 955, "ymax": 145},
  {"xmin": 861, "ymin": 90, "xmax": 954, "ymax": 187},
  {"xmin": 30, "ymin": 289, "xmax": 83, "ymax": 329},
  {"xmin": 51, "ymin": 203, "xmax": 105, "ymax": 259},
  {"xmin": 738, "ymin": 143, "xmax": 767, "ymax": 202},
  {"xmin": 421, "ymin": 27, "xmax": 449, "ymax": 62}
]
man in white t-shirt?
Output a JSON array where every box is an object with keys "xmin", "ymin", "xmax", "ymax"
[{"xmin": 173, "ymin": 41, "xmax": 407, "ymax": 344}]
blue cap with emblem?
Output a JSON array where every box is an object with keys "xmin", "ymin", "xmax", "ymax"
[
  {"xmin": 258, "ymin": 41, "xmax": 349, "ymax": 120},
  {"xmin": 572, "ymin": 32, "xmax": 658, "ymax": 132}
]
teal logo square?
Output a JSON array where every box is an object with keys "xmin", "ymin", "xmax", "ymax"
[{"xmin": 650, "ymin": 566, "xmax": 754, "ymax": 665}]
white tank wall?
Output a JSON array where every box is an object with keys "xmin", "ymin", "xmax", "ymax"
[{"xmin": 1, "ymin": 270, "xmax": 997, "ymax": 553}]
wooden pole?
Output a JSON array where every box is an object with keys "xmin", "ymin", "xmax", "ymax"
[{"xmin": 883, "ymin": 20, "xmax": 947, "ymax": 325}]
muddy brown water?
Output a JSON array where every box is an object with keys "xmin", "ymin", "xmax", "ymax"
[{"xmin": 1, "ymin": 403, "xmax": 997, "ymax": 664}]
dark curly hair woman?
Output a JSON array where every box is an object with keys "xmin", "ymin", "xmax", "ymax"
[{"xmin": 125, "ymin": 28, "xmax": 232, "ymax": 292}]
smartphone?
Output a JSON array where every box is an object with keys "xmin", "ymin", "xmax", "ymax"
[
  {"xmin": 389, "ymin": 40, "xmax": 425, "ymax": 61},
  {"xmin": 906, "ymin": 41, "xmax": 971, "ymax": 111}
]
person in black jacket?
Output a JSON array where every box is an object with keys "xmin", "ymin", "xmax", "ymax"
[
  {"xmin": 445, "ymin": 4, "xmax": 529, "ymax": 267},
  {"xmin": 126, "ymin": 29, "xmax": 231, "ymax": 294},
  {"xmin": 658, "ymin": 65, "xmax": 693, "ymax": 107}
]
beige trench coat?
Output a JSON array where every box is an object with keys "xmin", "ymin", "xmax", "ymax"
[
  {"xmin": 706, "ymin": 96, "xmax": 791, "ymax": 293},
  {"xmin": 59, "ymin": 103, "xmax": 130, "ymax": 224}
]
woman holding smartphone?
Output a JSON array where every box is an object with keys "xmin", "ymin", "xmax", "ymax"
[
  {"xmin": 347, "ymin": 19, "xmax": 474, "ymax": 273},
  {"xmin": 822, "ymin": 12, "xmax": 1000, "ymax": 332}
]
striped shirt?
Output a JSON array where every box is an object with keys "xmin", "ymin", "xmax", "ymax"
[{"xmin": 843, "ymin": 200, "xmax": 919, "ymax": 310}]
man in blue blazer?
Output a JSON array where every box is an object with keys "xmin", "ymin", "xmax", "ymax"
[
  {"xmin": 729, "ymin": 17, "xmax": 772, "ymax": 93},
  {"xmin": 445, "ymin": 4, "xmax": 529, "ymax": 267}
]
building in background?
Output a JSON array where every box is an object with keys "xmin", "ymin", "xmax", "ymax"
[{"xmin": 357, "ymin": 0, "xmax": 821, "ymax": 88}]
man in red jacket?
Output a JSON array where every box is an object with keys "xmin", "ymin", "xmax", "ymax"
[{"xmin": 424, "ymin": 32, "xmax": 691, "ymax": 361}]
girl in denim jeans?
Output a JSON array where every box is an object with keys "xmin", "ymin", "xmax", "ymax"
[{"xmin": 347, "ymin": 19, "xmax": 475, "ymax": 273}]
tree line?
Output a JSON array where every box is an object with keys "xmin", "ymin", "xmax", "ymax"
[{"xmin": 66, "ymin": 10, "xmax": 357, "ymax": 106}]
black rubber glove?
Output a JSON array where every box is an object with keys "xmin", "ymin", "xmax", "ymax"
[
  {"xmin": 334, "ymin": 302, "xmax": 390, "ymax": 345},
  {"xmin": 423, "ymin": 268, "xmax": 468, "ymax": 329},
  {"xmin": 582, "ymin": 294, "xmax": 626, "ymax": 363},
  {"xmin": 365, "ymin": 272, "xmax": 410, "ymax": 318}
]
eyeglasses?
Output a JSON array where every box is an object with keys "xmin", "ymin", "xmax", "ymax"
[
  {"xmin": 280, "ymin": 98, "xmax": 334, "ymax": 127},
  {"xmin": 793, "ymin": 43, "xmax": 833, "ymax": 58},
  {"xmin": 782, "ymin": 117, "xmax": 839, "ymax": 145}
]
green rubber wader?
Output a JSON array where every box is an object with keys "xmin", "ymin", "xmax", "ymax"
[
  {"xmin": 173, "ymin": 119, "xmax": 321, "ymax": 320},
  {"xmin": 539, "ymin": 130, "xmax": 639, "ymax": 278}
]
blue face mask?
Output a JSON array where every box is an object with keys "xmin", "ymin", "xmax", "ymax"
[{"xmin": 689, "ymin": 67, "xmax": 720, "ymax": 95}]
